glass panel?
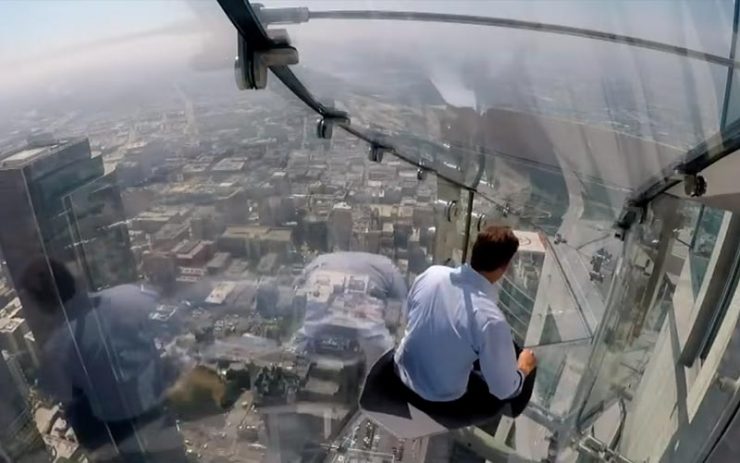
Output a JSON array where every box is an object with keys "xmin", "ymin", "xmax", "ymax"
[
  {"xmin": 458, "ymin": 155, "xmax": 619, "ymax": 454},
  {"xmin": 0, "ymin": 140, "xmax": 184, "ymax": 461},
  {"xmin": 275, "ymin": 14, "xmax": 726, "ymax": 190},
  {"xmin": 64, "ymin": 172, "xmax": 140, "ymax": 291},
  {"xmin": 5, "ymin": 1, "xmax": 740, "ymax": 462},
  {"xmin": 575, "ymin": 194, "xmax": 680, "ymax": 427},
  {"xmin": 689, "ymin": 206, "xmax": 725, "ymax": 297},
  {"xmin": 501, "ymin": 340, "xmax": 592, "ymax": 460},
  {"xmin": 1, "ymin": 62, "xmax": 461, "ymax": 460},
  {"xmin": 572, "ymin": 193, "xmax": 740, "ymax": 463},
  {"xmin": 722, "ymin": 6, "xmax": 740, "ymax": 128},
  {"xmin": 469, "ymin": 153, "xmax": 624, "ymax": 337},
  {"xmin": 260, "ymin": 0, "xmax": 735, "ymax": 57},
  {"xmin": 723, "ymin": 72, "xmax": 740, "ymax": 128}
]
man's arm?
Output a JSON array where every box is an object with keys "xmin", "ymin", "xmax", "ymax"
[{"xmin": 478, "ymin": 319, "xmax": 526, "ymax": 400}]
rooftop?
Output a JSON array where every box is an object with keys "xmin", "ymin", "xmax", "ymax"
[
  {"xmin": 172, "ymin": 240, "xmax": 200, "ymax": 255},
  {"xmin": 0, "ymin": 138, "xmax": 88, "ymax": 171},
  {"xmin": 514, "ymin": 230, "xmax": 547, "ymax": 254},
  {"xmin": 0, "ymin": 297, "xmax": 22, "ymax": 319},
  {"xmin": 332, "ymin": 202, "xmax": 352, "ymax": 211},
  {"xmin": 222, "ymin": 226, "xmax": 292, "ymax": 242},
  {"xmin": 303, "ymin": 377, "xmax": 340, "ymax": 396},
  {"xmin": 34, "ymin": 404, "xmax": 62, "ymax": 435},
  {"xmin": 207, "ymin": 252, "xmax": 231, "ymax": 268},
  {"xmin": 1, "ymin": 146, "xmax": 48, "ymax": 164},
  {"xmin": 222, "ymin": 225, "xmax": 270, "ymax": 239},
  {"xmin": 0, "ymin": 317, "xmax": 24, "ymax": 333},
  {"xmin": 205, "ymin": 281, "xmax": 237, "ymax": 305},
  {"xmin": 212, "ymin": 158, "xmax": 245, "ymax": 171}
]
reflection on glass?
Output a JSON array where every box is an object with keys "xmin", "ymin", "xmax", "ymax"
[
  {"xmin": 689, "ymin": 207, "xmax": 724, "ymax": 297},
  {"xmin": 285, "ymin": 13, "xmax": 724, "ymax": 192},
  {"xmin": 0, "ymin": 90, "xmax": 449, "ymax": 461},
  {"xmin": 3, "ymin": 0, "xmax": 740, "ymax": 462},
  {"xmin": 569, "ymin": 193, "xmax": 740, "ymax": 463}
]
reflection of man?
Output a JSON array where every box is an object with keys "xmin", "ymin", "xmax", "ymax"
[
  {"xmin": 298, "ymin": 252, "xmax": 407, "ymax": 301},
  {"xmin": 394, "ymin": 226, "xmax": 537, "ymax": 414},
  {"xmin": 293, "ymin": 252, "xmax": 407, "ymax": 363},
  {"xmin": 22, "ymin": 259, "xmax": 186, "ymax": 462}
]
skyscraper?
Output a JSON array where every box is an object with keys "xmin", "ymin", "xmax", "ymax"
[
  {"xmin": 0, "ymin": 138, "xmax": 136, "ymax": 338},
  {"xmin": 0, "ymin": 355, "xmax": 46, "ymax": 462},
  {"xmin": 329, "ymin": 202, "xmax": 352, "ymax": 251},
  {"xmin": 63, "ymin": 168, "xmax": 138, "ymax": 291}
]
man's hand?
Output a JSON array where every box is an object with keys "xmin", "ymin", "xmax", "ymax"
[{"xmin": 517, "ymin": 348, "xmax": 537, "ymax": 376}]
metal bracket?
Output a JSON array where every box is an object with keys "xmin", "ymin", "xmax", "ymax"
[
  {"xmin": 316, "ymin": 115, "xmax": 350, "ymax": 140},
  {"xmin": 577, "ymin": 435, "xmax": 635, "ymax": 463},
  {"xmin": 614, "ymin": 204, "xmax": 646, "ymax": 241},
  {"xmin": 472, "ymin": 212, "xmax": 489, "ymax": 232},
  {"xmin": 683, "ymin": 173, "xmax": 708, "ymax": 197},
  {"xmin": 252, "ymin": 3, "xmax": 309, "ymax": 26},
  {"xmin": 316, "ymin": 118, "xmax": 333, "ymax": 140},
  {"xmin": 234, "ymin": 26, "xmax": 298, "ymax": 90},
  {"xmin": 368, "ymin": 144, "xmax": 391, "ymax": 163},
  {"xmin": 434, "ymin": 199, "xmax": 459, "ymax": 223}
]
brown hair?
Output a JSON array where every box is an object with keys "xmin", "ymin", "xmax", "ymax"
[
  {"xmin": 20, "ymin": 258, "xmax": 77, "ymax": 309},
  {"xmin": 470, "ymin": 225, "xmax": 519, "ymax": 273}
]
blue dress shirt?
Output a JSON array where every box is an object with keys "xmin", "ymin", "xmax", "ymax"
[{"xmin": 394, "ymin": 264, "xmax": 524, "ymax": 401}]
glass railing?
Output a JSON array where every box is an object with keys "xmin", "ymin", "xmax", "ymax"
[{"xmin": 3, "ymin": 1, "xmax": 740, "ymax": 462}]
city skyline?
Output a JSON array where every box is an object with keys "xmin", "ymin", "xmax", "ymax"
[{"xmin": 1, "ymin": 1, "xmax": 740, "ymax": 462}]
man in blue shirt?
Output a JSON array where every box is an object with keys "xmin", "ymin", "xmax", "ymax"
[
  {"xmin": 21, "ymin": 259, "xmax": 187, "ymax": 462},
  {"xmin": 394, "ymin": 225, "xmax": 537, "ymax": 415}
]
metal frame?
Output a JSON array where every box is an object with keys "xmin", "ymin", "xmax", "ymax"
[
  {"xmin": 626, "ymin": 115, "xmax": 740, "ymax": 215},
  {"xmin": 721, "ymin": 0, "xmax": 740, "ymax": 130},
  {"xmin": 620, "ymin": 0, "xmax": 740, "ymax": 230},
  {"xmin": 219, "ymin": 0, "xmax": 740, "ymax": 240},
  {"xmin": 308, "ymin": 10, "xmax": 738, "ymax": 68}
]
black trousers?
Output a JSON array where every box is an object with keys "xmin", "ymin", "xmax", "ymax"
[{"xmin": 392, "ymin": 345, "xmax": 536, "ymax": 421}]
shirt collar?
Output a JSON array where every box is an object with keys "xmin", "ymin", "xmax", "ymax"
[{"xmin": 461, "ymin": 264, "xmax": 495, "ymax": 293}]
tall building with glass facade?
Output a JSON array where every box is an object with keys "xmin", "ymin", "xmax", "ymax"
[
  {"xmin": 0, "ymin": 138, "xmax": 136, "ymax": 297},
  {"xmin": 0, "ymin": 355, "xmax": 45, "ymax": 462}
]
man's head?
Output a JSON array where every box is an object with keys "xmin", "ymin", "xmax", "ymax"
[
  {"xmin": 470, "ymin": 225, "xmax": 519, "ymax": 284},
  {"xmin": 20, "ymin": 258, "xmax": 77, "ymax": 312}
]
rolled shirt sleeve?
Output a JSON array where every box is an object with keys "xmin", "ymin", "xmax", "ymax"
[{"xmin": 478, "ymin": 318, "xmax": 524, "ymax": 400}]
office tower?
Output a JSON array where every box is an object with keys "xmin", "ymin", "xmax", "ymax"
[
  {"xmin": 63, "ymin": 168, "xmax": 138, "ymax": 291},
  {"xmin": 304, "ymin": 214, "xmax": 329, "ymax": 252},
  {"xmin": 329, "ymin": 202, "xmax": 352, "ymax": 251},
  {"xmin": 141, "ymin": 251, "xmax": 178, "ymax": 294},
  {"xmin": 0, "ymin": 317, "xmax": 27, "ymax": 357},
  {"xmin": 0, "ymin": 355, "xmax": 46, "ymax": 462},
  {"xmin": 0, "ymin": 138, "xmax": 136, "ymax": 338},
  {"xmin": 0, "ymin": 280, "xmax": 14, "ymax": 309},
  {"xmin": 258, "ymin": 196, "xmax": 280, "ymax": 227},
  {"xmin": 190, "ymin": 206, "xmax": 225, "ymax": 241},
  {"xmin": 497, "ymin": 230, "xmax": 547, "ymax": 345}
]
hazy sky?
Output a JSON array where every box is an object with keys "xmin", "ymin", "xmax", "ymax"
[
  {"xmin": 1, "ymin": 0, "xmax": 734, "ymax": 63},
  {"xmin": 0, "ymin": 1, "xmax": 194, "ymax": 62},
  {"xmin": 0, "ymin": 0, "xmax": 735, "ymax": 113}
]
